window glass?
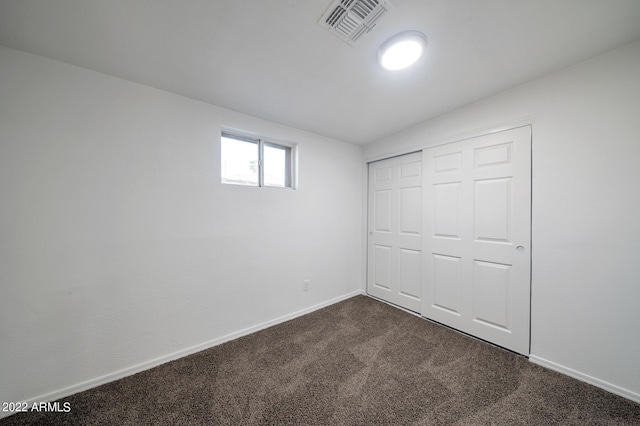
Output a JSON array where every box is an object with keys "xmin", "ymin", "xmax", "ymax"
[
  {"xmin": 221, "ymin": 135, "xmax": 259, "ymax": 186},
  {"xmin": 264, "ymin": 143, "xmax": 290, "ymax": 187}
]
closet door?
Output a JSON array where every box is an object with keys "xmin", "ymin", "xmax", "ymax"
[
  {"xmin": 422, "ymin": 126, "xmax": 531, "ymax": 355},
  {"xmin": 367, "ymin": 152, "xmax": 422, "ymax": 313}
]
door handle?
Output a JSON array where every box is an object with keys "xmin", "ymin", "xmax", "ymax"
[{"xmin": 516, "ymin": 245, "xmax": 525, "ymax": 251}]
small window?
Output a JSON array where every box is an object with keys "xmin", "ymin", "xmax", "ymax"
[{"xmin": 221, "ymin": 132, "xmax": 295, "ymax": 188}]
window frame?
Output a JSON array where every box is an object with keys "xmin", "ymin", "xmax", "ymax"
[{"xmin": 221, "ymin": 131, "xmax": 297, "ymax": 189}]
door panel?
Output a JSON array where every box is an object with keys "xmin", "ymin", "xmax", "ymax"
[
  {"xmin": 373, "ymin": 245, "xmax": 392, "ymax": 291},
  {"xmin": 400, "ymin": 187, "xmax": 421, "ymax": 234},
  {"xmin": 432, "ymin": 254, "xmax": 462, "ymax": 315},
  {"xmin": 472, "ymin": 260, "xmax": 510, "ymax": 330},
  {"xmin": 368, "ymin": 152, "xmax": 422, "ymax": 313},
  {"xmin": 434, "ymin": 182, "xmax": 461, "ymax": 238},
  {"xmin": 399, "ymin": 248, "xmax": 421, "ymax": 299},
  {"xmin": 374, "ymin": 190, "xmax": 392, "ymax": 232},
  {"xmin": 422, "ymin": 126, "xmax": 531, "ymax": 355},
  {"xmin": 474, "ymin": 178, "xmax": 511, "ymax": 242}
]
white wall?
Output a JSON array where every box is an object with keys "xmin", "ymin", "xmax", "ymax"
[
  {"xmin": 2, "ymin": 37, "xmax": 638, "ymax": 411},
  {"xmin": 366, "ymin": 40, "xmax": 640, "ymax": 401},
  {"xmin": 0, "ymin": 46, "xmax": 363, "ymax": 409}
]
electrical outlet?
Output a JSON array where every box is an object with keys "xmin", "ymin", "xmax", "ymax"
[{"xmin": 303, "ymin": 279, "xmax": 310, "ymax": 292}]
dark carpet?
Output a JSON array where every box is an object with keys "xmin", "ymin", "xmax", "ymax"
[{"xmin": 3, "ymin": 295, "xmax": 639, "ymax": 425}]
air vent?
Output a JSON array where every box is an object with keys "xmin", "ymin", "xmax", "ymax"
[{"xmin": 319, "ymin": 0, "xmax": 394, "ymax": 46}]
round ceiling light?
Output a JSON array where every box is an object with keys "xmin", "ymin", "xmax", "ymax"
[{"xmin": 377, "ymin": 31, "xmax": 428, "ymax": 71}]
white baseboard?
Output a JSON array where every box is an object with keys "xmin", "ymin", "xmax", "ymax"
[
  {"xmin": 1, "ymin": 290, "xmax": 364, "ymax": 420},
  {"xmin": 529, "ymin": 355, "xmax": 640, "ymax": 404}
]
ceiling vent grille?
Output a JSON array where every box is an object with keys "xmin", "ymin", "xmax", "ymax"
[{"xmin": 319, "ymin": 0, "xmax": 394, "ymax": 46}]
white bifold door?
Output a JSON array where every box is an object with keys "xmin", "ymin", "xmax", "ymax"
[
  {"xmin": 367, "ymin": 152, "xmax": 423, "ymax": 313},
  {"xmin": 422, "ymin": 126, "xmax": 531, "ymax": 355}
]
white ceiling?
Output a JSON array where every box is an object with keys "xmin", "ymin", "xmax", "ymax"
[{"xmin": 1, "ymin": 0, "xmax": 640, "ymax": 145}]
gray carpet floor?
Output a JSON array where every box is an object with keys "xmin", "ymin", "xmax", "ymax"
[{"xmin": 2, "ymin": 295, "xmax": 639, "ymax": 425}]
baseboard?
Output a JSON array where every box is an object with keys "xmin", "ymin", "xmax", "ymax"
[
  {"xmin": 0, "ymin": 290, "xmax": 364, "ymax": 420},
  {"xmin": 529, "ymin": 355, "xmax": 640, "ymax": 404}
]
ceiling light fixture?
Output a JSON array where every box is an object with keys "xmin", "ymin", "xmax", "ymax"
[{"xmin": 377, "ymin": 31, "xmax": 427, "ymax": 71}]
